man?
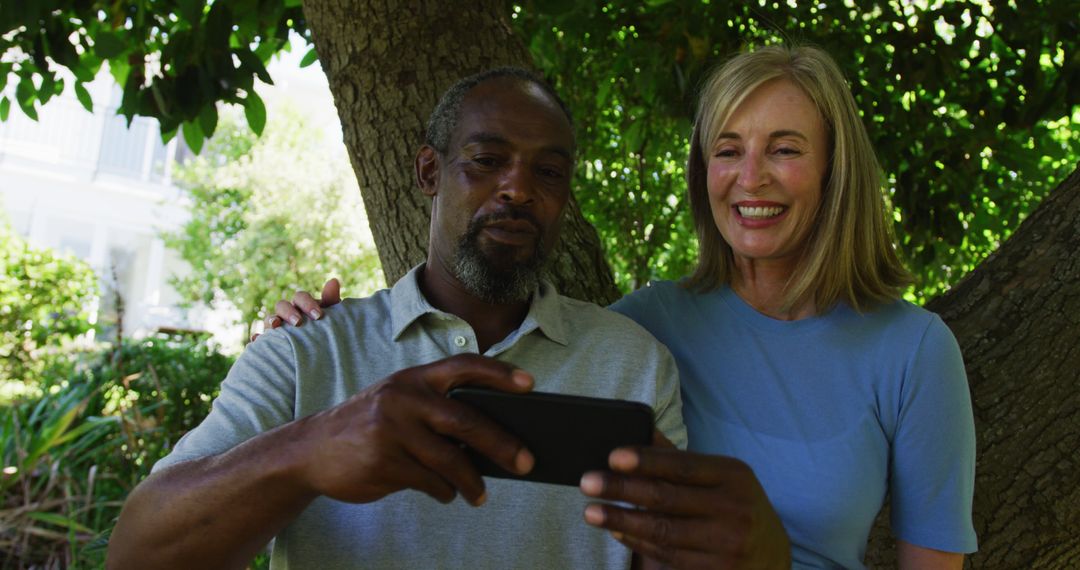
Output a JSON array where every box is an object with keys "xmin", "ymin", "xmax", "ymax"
[{"xmin": 108, "ymin": 68, "xmax": 787, "ymax": 569}]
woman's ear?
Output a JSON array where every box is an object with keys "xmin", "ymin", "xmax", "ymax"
[{"xmin": 415, "ymin": 145, "xmax": 440, "ymax": 197}]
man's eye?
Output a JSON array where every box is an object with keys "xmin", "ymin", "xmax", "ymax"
[
  {"xmin": 472, "ymin": 156, "xmax": 498, "ymax": 167},
  {"xmin": 538, "ymin": 167, "xmax": 564, "ymax": 179}
]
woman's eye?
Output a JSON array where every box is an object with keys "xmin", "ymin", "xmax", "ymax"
[
  {"xmin": 713, "ymin": 148, "xmax": 738, "ymax": 158},
  {"xmin": 774, "ymin": 147, "xmax": 801, "ymax": 156}
]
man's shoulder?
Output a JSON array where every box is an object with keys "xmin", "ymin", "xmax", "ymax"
[
  {"xmin": 553, "ymin": 293, "xmax": 667, "ymax": 348},
  {"xmin": 263, "ymin": 288, "xmax": 394, "ymax": 346}
]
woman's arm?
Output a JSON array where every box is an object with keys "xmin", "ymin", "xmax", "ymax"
[{"xmin": 898, "ymin": 540, "xmax": 963, "ymax": 570}]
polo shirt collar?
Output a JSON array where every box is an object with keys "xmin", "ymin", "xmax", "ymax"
[{"xmin": 389, "ymin": 264, "xmax": 568, "ymax": 347}]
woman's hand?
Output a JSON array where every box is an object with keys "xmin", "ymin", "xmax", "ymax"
[
  {"xmin": 250, "ymin": 278, "xmax": 343, "ymax": 341},
  {"xmin": 581, "ymin": 433, "xmax": 791, "ymax": 569}
]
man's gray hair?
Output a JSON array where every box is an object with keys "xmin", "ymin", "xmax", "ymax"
[{"xmin": 425, "ymin": 67, "xmax": 575, "ymax": 155}]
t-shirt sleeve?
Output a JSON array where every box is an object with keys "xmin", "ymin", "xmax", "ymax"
[
  {"xmin": 889, "ymin": 315, "xmax": 978, "ymax": 553},
  {"xmin": 152, "ymin": 330, "xmax": 298, "ymax": 472},
  {"xmin": 608, "ymin": 286, "xmax": 654, "ymax": 328},
  {"xmin": 611, "ymin": 285, "xmax": 687, "ymax": 450},
  {"xmin": 653, "ymin": 347, "xmax": 688, "ymax": 451}
]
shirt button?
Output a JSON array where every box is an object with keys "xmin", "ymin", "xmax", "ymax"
[{"xmin": 453, "ymin": 336, "xmax": 467, "ymax": 347}]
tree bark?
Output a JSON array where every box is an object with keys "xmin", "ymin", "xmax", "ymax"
[
  {"xmin": 302, "ymin": 0, "xmax": 620, "ymax": 305},
  {"xmin": 865, "ymin": 163, "xmax": 1080, "ymax": 569}
]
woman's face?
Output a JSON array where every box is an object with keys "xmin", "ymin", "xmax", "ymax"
[{"xmin": 706, "ymin": 79, "xmax": 829, "ymax": 273}]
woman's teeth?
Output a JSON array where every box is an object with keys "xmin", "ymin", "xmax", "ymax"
[{"xmin": 737, "ymin": 205, "xmax": 784, "ymax": 218}]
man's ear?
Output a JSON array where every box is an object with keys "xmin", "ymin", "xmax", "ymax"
[{"xmin": 415, "ymin": 145, "xmax": 440, "ymax": 197}]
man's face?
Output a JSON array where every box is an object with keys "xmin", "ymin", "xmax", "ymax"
[{"xmin": 421, "ymin": 78, "xmax": 574, "ymax": 303}]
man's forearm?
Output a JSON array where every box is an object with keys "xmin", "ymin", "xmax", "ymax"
[{"xmin": 107, "ymin": 420, "xmax": 318, "ymax": 570}]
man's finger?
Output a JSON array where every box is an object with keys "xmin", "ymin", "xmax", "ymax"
[
  {"xmin": 418, "ymin": 354, "xmax": 534, "ymax": 395},
  {"xmin": 421, "ymin": 394, "xmax": 534, "ymax": 477},
  {"xmin": 320, "ymin": 278, "xmax": 342, "ymax": 307},
  {"xmin": 381, "ymin": 452, "xmax": 459, "ymax": 505},
  {"xmin": 651, "ymin": 429, "xmax": 676, "ymax": 448},
  {"xmin": 610, "ymin": 446, "xmax": 754, "ymax": 487},
  {"xmin": 583, "ymin": 502, "xmax": 725, "ymax": 552},
  {"xmin": 580, "ymin": 471, "xmax": 719, "ymax": 516},
  {"xmin": 396, "ymin": 420, "xmax": 489, "ymax": 505},
  {"xmin": 275, "ymin": 299, "xmax": 305, "ymax": 326},
  {"xmin": 612, "ymin": 532, "xmax": 731, "ymax": 570}
]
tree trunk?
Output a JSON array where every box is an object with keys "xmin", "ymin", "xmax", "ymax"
[
  {"xmin": 865, "ymin": 163, "xmax": 1080, "ymax": 569},
  {"xmin": 302, "ymin": 0, "xmax": 621, "ymax": 305}
]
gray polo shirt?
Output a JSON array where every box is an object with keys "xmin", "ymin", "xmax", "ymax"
[{"xmin": 155, "ymin": 265, "xmax": 686, "ymax": 569}]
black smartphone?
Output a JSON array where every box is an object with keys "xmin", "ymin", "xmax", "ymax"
[{"xmin": 446, "ymin": 387, "xmax": 654, "ymax": 486}]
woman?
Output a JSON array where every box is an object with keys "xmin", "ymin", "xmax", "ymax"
[
  {"xmin": 268, "ymin": 46, "xmax": 976, "ymax": 568},
  {"xmin": 607, "ymin": 46, "xmax": 977, "ymax": 568}
]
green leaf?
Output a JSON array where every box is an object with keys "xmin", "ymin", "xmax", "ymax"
[
  {"xmin": 236, "ymin": 48, "xmax": 273, "ymax": 85},
  {"xmin": 94, "ymin": 32, "xmax": 127, "ymax": 59},
  {"xmin": 178, "ymin": 0, "xmax": 205, "ymax": 24},
  {"xmin": 299, "ymin": 47, "xmax": 319, "ymax": 68},
  {"xmin": 109, "ymin": 58, "xmax": 131, "ymax": 89},
  {"xmin": 15, "ymin": 78, "xmax": 38, "ymax": 121},
  {"xmin": 243, "ymin": 91, "xmax": 266, "ymax": 136},
  {"xmin": 0, "ymin": 97, "xmax": 9, "ymax": 121},
  {"xmin": 199, "ymin": 102, "xmax": 219, "ymax": 139},
  {"xmin": 73, "ymin": 82, "xmax": 93, "ymax": 112},
  {"xmin": 182, "ymin": 119, "xmax": 205, "ymax": 154},
  {"xmin": 284, "ymin": 0, "xmax": 302, "ymax": 6},
  {"xmin": 27, "ymin": 512, "xmax": 95, "ymax": 534},
  {"xmin": 160, "ymin": 126, "xmax": 178, "ymax": 145}
]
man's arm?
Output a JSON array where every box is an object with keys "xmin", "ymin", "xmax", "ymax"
[
  {"xmin": 581, "ymin": 434, "xmax": 790, "ymax": 570},
  {"xmin": 107, "ymin": 355, "xmax": 536, "ymax": 570}
]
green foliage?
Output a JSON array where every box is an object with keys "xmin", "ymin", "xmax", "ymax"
[
  {"xmin": 163, "ymin": 103, "xmax": 382, "ymax": 346},
  {"xmin": 0, "ymin": 0, "xmax": 306, "ymax": 151},
  {"xmin": 512, "ymin": 0, "xmax": 1080, "ymax": 299},
  {"xmin": 514, "ymin": 3, "xmax": 701, "ymax": 291},
  {"xmin": 0, "ymin": 219, "xmax": 97, "ymax": 388},
  {"xmin": 3, "ymin": 1, "xmax": 1078, "ymax": 300},
  {"xmin": 1, "ymin": 333, "xmax": 234, "ymax": 568},
  {"xmin": 1, "ymin": 379, "xmax": 117, "ymax": 567}
]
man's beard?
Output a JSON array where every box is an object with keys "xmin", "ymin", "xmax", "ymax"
[{"xmin": 453, "ymin": 211, "xmax": 549, "ymax": 304}]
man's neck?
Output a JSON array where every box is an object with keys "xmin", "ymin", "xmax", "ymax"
[{"xmin": 419, "ymin": 263, "xmax": 532, "ymax": 354}]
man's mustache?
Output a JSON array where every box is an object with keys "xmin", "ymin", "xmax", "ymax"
[{"xmin": 466, "ymin": 209, "xmax": 543, "ymax": 238}]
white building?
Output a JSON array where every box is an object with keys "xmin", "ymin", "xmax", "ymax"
[
  {"xmin": 0, "ymin": 76, "xmax": 225, "ymax": 341},
  {"xmin": 0, "ymin": 46, "xmax": 343, "ymax": 349}
]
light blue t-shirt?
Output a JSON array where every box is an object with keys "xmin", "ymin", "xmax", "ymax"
[{"xmin": 610, "ymin": 281, "xmax": 977, "ymax": 569}]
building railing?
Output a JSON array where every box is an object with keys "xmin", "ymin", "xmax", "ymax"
[{"xmin": 0, "ymin": 89, "xmax": 184, "ymax": 190}]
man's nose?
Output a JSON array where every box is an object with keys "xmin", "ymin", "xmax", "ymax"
[{"xmin": 496, "ymin": 162, "xmax": 536, "ymax": 204}]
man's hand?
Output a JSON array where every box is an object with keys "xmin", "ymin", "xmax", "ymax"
[
  {"xmin": 295, "ymin": 354, "xmax": 536, "ymax": 506},
  {"xmin": 580, "ymin": 433, "xmax": 790, "ymax": 570},
  {"xmin": 108, "ymin": 353, "xmax": 535, "ymax": 570}
]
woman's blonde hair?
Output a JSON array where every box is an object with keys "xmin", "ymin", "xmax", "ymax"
[{"xmin": 685, "ymin": 44, "xmax": 910, "ymax": 312}]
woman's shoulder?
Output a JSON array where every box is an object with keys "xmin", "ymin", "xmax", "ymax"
[
  {"xmin": 609, "ymin": 279, "xmax": 697, "ymax": 317},
  {"xmin": 848, "ymin": 298, "xmax": 957, "ymax": 352}
]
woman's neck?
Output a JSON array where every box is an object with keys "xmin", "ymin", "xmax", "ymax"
[{"xmin": 731, "ymin": 258, "xmax": 816, "ymax": 321}]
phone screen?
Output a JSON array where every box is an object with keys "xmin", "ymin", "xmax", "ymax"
[{"xmin": 447, "ymin": 387, "xmax": 654, "ymax": 486}]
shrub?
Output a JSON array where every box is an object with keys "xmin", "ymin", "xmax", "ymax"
[
  {"xmin": 0, "ymin": 219, "xmax": 97, "ymax": 392},
  {"xmin": 1, "ymin": 333, "xmax": 234, "ymax": 568}
]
